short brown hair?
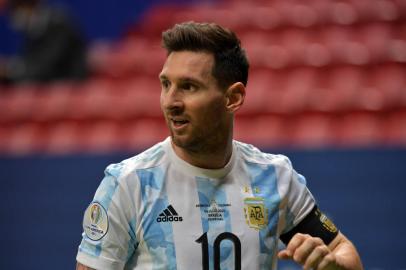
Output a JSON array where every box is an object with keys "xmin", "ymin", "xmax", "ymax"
[{"xmin": 162, "ymin": 21, "xmax": 249, "ymax": 89}]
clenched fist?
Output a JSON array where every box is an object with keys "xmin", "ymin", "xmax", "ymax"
[{"xmin": 278, "ymin": 233, "xmax": 339, "ymax": 270}]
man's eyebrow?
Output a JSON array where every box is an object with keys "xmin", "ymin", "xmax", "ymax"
[
  {"xmin": 179, "ymin": 77, "xmax": 202, "ymax": 84},
  {"xmin": 159, "ymin": 75, "xmax": 206, "ymax": 87}
]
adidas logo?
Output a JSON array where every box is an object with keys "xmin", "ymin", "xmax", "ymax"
[{"xmin": 156, "ymin": 205, "xmax": 183, "ymax": 223}]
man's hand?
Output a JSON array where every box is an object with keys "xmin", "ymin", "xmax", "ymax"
[{"xmin": 278, "ymin": 233, "xmax": 339, "ymax": 270}]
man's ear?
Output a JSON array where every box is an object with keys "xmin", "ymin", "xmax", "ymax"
[{"xmin": 225, "ymin": 82, "xmax": 246, "ymax": 113}]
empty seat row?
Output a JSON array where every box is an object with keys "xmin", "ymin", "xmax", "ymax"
[
  {"xmin": 136, "ymin": 0, "xmax": 405, "ymax": 36},
  {"xmin": 90, "ymin": 22, "xmax": 406, "ymax": 79},
  {"xmin": 1, "ymin": 63, "xmax": 404, "ymax": 123},
  {"xmin": 242, "ymin": 24, "xmax": 406, "ymax": 68},
  {"xmin": 236, "ymin": 110, "xmax": 406, "ymax": 148},
  {"xmin": 1, "ymin": 111, "xmax": 405, "ymax": 155},
  {"xmin": 0, "ymin": 78, "xmax": 162, "ymax": 123},
  {"xmin": 0, "ymin": 118, "xmax": 168, "ymax": 155},
  {"xmin": 88, "ymin": 39, "xmax": 166, "ymax": 79},
  {"xmin": 243, "ymin": 64, "xmax": 406, "ymax": 114}
]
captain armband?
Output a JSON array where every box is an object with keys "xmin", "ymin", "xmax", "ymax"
[{"xmin": 280, "ymin": 205, "xmax": 339, "ymax": 246}]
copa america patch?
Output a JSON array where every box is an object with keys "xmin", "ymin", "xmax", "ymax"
[{"xmin": 83, "ymin": 202, "xmax": 109, "ymax": 241}]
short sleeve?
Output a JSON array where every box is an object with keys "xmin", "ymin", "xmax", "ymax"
[
  {"xmin": 76, "ymin": 163, "xmax": 138, "ymax": 270},
  {"xmin": 278, "ymin": 157, "xmax": 316, "ymax": 235}
]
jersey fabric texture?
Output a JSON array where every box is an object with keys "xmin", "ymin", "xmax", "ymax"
[{"xmin": 77, "ymin": 138, "xmax": 315, "ymax": 270}]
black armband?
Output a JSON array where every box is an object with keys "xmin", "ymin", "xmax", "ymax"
[{"xmin": 280, "ymin": 205, "xmax": 339, "ymax": 246}]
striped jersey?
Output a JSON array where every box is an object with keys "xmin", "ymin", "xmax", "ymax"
[{"xmin": 77, "ymin": 137, "xmax": 315, "ymax": 270}]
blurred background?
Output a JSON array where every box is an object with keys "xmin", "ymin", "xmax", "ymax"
[{"xmin": 0, "ymin": 0, "xmax": 405, "ymax": 269}]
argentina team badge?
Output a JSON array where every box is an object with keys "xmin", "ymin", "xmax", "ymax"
[
  {"xmin": 244, "ymin": 197, "xmax": 268, "ymax": 230},
  {"xmin": 83, "ymin": 202, "xmax": 109, "ymax": 241}
]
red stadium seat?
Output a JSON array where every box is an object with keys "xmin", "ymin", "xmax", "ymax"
[
  {"xmin": 335, "ymin": 112, "xmax": 383, "ymax": 146},
  {"xmin": 369, "ymin": 64, "xmax": 406, "ymax": 109},
  {"xmin": 118, "ymin": 77, "xmax": 162, "ymax": 118},
  {"xmin": 320, "ymin": 66, "xmax": 365, "ymax": 112},
  {"xmin": 383, "ymin": 110, "xmax": 406, "ymax": 145},
  {"xmin": 69, "ymin": 79, "xmax": 118, "ymax": 120},
  {"xmin": 45, "ymin": 121, "xmax": 82, "ymax": 154},
  {"xmin": 31, "ymin": 82, "xmax": 76, "ymax": 122},
  {"xmin": 123, "ymin": 118, "xmax": 168, "ymax": 150},
  {"xmin": 0, "ymin": 84, "xmax": 38, "ymax": 123},
  {"xmin": 234, "ymin": 115, "xmax": 288, "ymax": 147},
  {"xmin": 240, "ymin": 69, "xmax": 275, "ymax": 114},
  {"xmin": 289, "ymin": 113, "xmax": 335, "ymax": 148},
  {"xmin": 80, "ymin": 121, "xmax": 123, "ymax": 153},
  {"xmin": 284, "ymin": 67, "xmax": 318, "ymax": 111},
  {"xmin": 2, "ymin": 123, "xmax": 45, "ymax": 155}
]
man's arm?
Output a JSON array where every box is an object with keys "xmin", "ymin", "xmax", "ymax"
[
  {"xmin": 76, "ymin": 262, "xmax": 95, "ymax": 270},
  {"xmin": 278, "ymin": 232, "xmax": 363, "ymax": 270}
]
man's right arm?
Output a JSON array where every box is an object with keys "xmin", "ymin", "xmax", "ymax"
[{"xmin": 76, "ymin": 262, "xmax": 95, "ymax": 270}]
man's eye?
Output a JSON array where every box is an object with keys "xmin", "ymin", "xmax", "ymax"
[
  {"xmin": 182, "ymin": 83, "xmax": 196, "ymax": 91},
  {"xmin": 161, "ymin": 80, "xmax": 170, "ymax": 89}
]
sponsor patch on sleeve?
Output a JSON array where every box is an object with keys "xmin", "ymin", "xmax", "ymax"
[{"xmin": 83, "ymin": 202, "xmax": 109, "ymax": 241}]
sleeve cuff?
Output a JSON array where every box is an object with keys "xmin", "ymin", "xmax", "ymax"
[{"xmin": 76, "ymin": 252, "xmax": 125, "ymax": 270}]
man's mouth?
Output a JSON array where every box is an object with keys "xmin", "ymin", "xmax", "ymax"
[{"xmin": 171, "ymin": 118, "xmax": 189, "ymax": 128}]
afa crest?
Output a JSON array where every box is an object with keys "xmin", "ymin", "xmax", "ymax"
[
  {"xmin": 244, "ymin": 197, "xmax": 268, "ymax": 230},
  {"xmin": 316, "ymin": 209, "xmax": 338, "ymax": 233}
]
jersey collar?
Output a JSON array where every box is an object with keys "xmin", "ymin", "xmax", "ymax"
[{"xmin": 165, "ymin": 137, "xmax": 237, "ymax": 179}]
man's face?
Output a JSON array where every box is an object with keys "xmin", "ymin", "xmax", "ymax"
[{"xmin": 159, "ymin": 51, "xmax": 230, "ymax": 153}]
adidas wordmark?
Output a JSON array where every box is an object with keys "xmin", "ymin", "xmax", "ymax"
[{"xmin": 156, "ymin": 205, "xmax": 183, "ymax": 223}]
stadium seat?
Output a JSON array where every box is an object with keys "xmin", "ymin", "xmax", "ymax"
[
  {"xmin": 45, "ymin": 121, "xmax": 82, "ymax": 154},
  {"xmin": 31, "ymin": 82, "xmax": 76, "ymax": 122},
  {"xmin": 335, "ymin": 112, "xmax": 383, "ymax": 146},
  {"xmin": 370, "ymin": 64, "xmax": 406, "ymax": 108},
  {"xmin": 329, "ymin": 1, "xmax": 358, "ymax": 25},
  {"xmin": 69, "ymin": 79, "xmax": 118, "ymax": 120},
  {"xmin": 320, "ymin": 66, "xmax": 365, "ymax": 112},
  {"xmin": 240, "ymin": 69, "xmax": 274, "ymax": 114},
  {"xmin": 383, "ymin": 110, "xmax": 406, "ymax": 145},
  {"xmin": 289, "ymin": 113, "xmax": 335, "ymax": 148},
  {"xmin": 0, "ymin": 84, "xmax": 38, "ymax": 123},
  {"xmin": 80, "ymin": 121, "xmax": 123, "ymax": 153},
  {"xmin": 2, "ymin": 123, "xmax": 44, "ymax": 155},
  {"xmin": 118, "ymin": 77, "xmax": 162, "ymax": 118},
  {"xmin": 360, "ymin": 23, "xmax": 393, "ymax": 63},
  {"xmin": 234, "ymin": 115, "xmax": 288, "ymax": 147},
  {"xmin": 123, "ymin": 118, "xmax": 168, "ymax": 150}
]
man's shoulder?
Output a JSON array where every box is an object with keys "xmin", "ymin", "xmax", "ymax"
[
  {"xmin": 104, "ymin": 139, "xmax": 169, "ymax": 178},
  {"xmin": 234, "ymin": 140, "xmax": 292, "ymax": 169}
]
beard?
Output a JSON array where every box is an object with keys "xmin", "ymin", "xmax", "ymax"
[{"xmin": 168, "ymin": 115, "xmax": 230, "ymax": 155}]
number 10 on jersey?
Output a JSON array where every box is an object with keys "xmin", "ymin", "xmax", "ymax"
[{"xmin": 196, "ymin": 232, "xmax": 241, "ymax": 270}]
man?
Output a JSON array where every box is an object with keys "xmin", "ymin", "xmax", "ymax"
[
  {"xmin": 76, "ymin": 22, "xmax": 363, "ymax": 270},
  {"xmin": 0, "ymin": 0, "xmax": 87, "ymax": 84}
]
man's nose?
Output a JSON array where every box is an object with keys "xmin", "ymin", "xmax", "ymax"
[{"xmin": 161, "ymin": 87, "xmax": 183, "ymax": 111}]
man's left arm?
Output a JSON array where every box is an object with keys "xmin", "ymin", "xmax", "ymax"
[{"xmin": 278, "ymin": 230, "xmax": 363, "ymax": 270}]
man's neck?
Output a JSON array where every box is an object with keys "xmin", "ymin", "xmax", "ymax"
[{"xmin": 171, "ymin": 139, "xmax": 233, "ymax": 170}]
